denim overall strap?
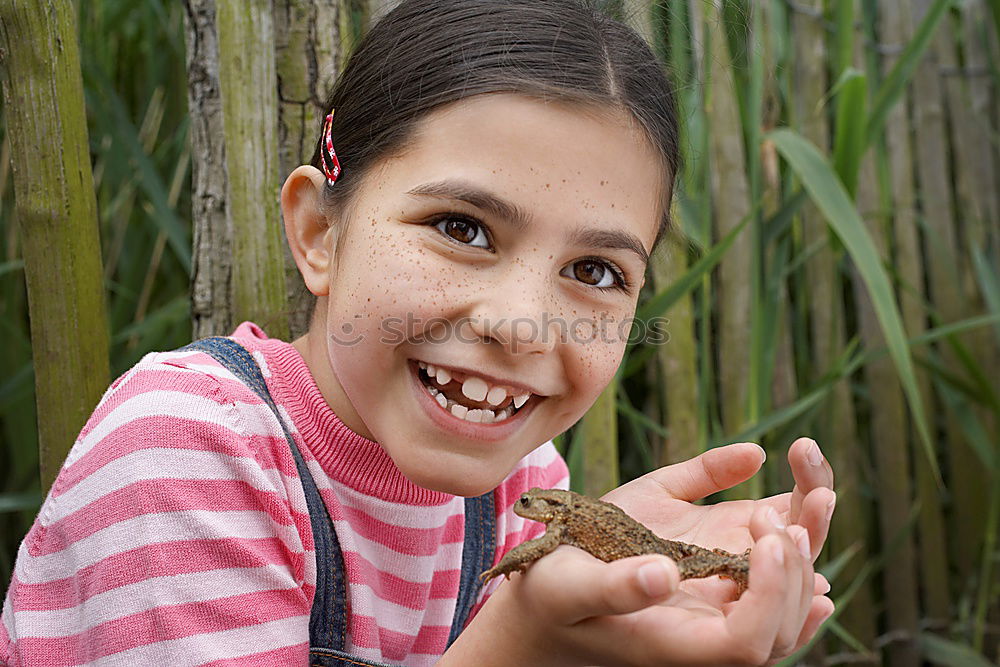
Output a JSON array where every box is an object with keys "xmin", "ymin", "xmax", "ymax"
[
  {"xmin": 447, "ymin": 491, "xmax": 496, "ymax": 647},
  {"xmin": 181, "ymin": 337, "xmax": 497, "ymax": 664},
  {"xmin": 180, "ymin": 337, "xmax": 349, "ymax": 652}
]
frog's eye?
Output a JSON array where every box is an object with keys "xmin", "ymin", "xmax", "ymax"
[{"xmin": 518, "ymin": 496, "xmax": 531, "ymax": 506}]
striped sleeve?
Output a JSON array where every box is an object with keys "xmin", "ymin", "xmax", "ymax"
[{"xmin": 1, "ymin": 352, "xmax": 313, "ymax": 666}]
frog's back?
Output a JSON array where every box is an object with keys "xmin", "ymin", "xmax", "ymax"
[{"xmin": 561, "ymin": 494, "xmax": 671, "ymax": 562}]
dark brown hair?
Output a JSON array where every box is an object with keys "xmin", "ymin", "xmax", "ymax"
[{"xmin": 311, "ymin": 0, "xmax": 680, "ymax": 251}]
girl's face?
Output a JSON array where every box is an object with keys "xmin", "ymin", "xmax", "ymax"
[{"xmin": 288, "ymin": 94, "xmax": 665, "ymax": 496}]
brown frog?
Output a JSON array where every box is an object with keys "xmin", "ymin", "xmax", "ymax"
[{"xmin": 480, "ymin": 488, "xmax": 751, "ymax": 594}]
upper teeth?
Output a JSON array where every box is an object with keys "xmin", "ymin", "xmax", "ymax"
[{"xmin": 418, "ymin": 361, "xmax": 532, "ymax": 409}]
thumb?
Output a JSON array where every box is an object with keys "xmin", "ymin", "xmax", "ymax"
[
  {"xmin": 534, "ymin": 551, "xmax": 680, "ymax": 623},
  {"xmin": 638, "ymin": 442, "xmax": 766, "ymax": 502}
]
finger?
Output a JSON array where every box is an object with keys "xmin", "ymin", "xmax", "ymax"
[
  {"xmin": 814, "ymin": 572, "xmax": 830, "ymax": 596},
  {"xmin": 645, "ymin": 442, "xmax": 766, "ymax": 502},
  {"xmin": 795, "ymin": 487, "xmax": 836, "ymax": 561},
  {"xmin": 788, "ymin": 438, "xmax": 834, "ymax": 522},
  {"xmin": 770, "ymin": 525, "xmax": 810, "ymax": 658},
  {"xmin": 790, "ymin": 595, "xmax": 835, "ymax": 655},
  {"xmin": 724, "ymin": 533, "xmax": 792, "ymax": 662},
  {"xmin": 528, "ymin": 548, "xmax": 680, "ymax": 623},
  {"xmin": 759, "ymin": 491, "xmax": 792, "ymax": 516}
]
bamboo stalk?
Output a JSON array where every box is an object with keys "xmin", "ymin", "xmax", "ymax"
[
  {"xmin": 623, "ymin": 0, "xmax": 698, "ymax": 468},
  {"xmin": 699, "ymin": 1, "xmax": 754, "ymax": 489},
  {"xmin": 788, "ymin": 0, "xmax": 877, "ymax": 650},
  {"xmin": 686, "ymin": 0, "xmax": 715, "ymax": 459},
  {"xmin": 891, "ymin": 0, "xmax": 952, "ymax": 628},
  {"xmin": 274, "ymin": 0, "xmax": 341, "ymax": 338},
  {"xmin": 579, "ymin": 382, "xmax": 620, "ymax": 498},
  {"xmin": 936, "ymin": 0, "xmax": 994, "ymax": 584},
  {"xmin": 216, "ymin": 0, "xmax": 289, "ymax": 340},
  {"xmin": 852, "ymin": 3, "xmax": 921, "ymax": 663},
  {"xmin": 0, "ymin": 0, "xmax": 111, "ymax": 492},
  {"xmin": 651, "ymin": 237, "xmax": 700, "ymax": 465}
]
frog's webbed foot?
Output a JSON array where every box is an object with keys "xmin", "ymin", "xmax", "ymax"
[{"xmin": 479, "ymin": 531, "xmax": 562, "ymax": 584}]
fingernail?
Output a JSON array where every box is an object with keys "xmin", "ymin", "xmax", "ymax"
[
  {"xmin": 807, "ymin": 440, "xmax": 823, "ymax": 466},
  {"xmin": 818, "ymin": 577, "xmax": 831, "ymax": 595},
  {"xmin": 770, "ymin": 537, "xmax": 785, "ymax": 565},
  {"xmin": 793, "ymin": 528, "xmax": 811, "ymax": 560},
  {"xmin": 638, "ymin": 560, "xmax": 674, "ymax": 598},
  {"xmin": 754, "ymin": 443, "xmax": 766, "ymax": 463},
  {"xmin": 825, "ymin": 493, "xmax": 837, "ymax": 521},
  {"xmin": 766, "ymin": 507, "xmax": 786, "ymax": 529}
]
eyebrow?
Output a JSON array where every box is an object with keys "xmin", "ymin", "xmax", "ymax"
[
  {"xmin": 569, "ymin": 228, "xmax": 649, "ymax": 266},
  {"xmin": 405, "ymin": 179, "xmax": 650, "ymax": 265},
  {"xmin": 406, "ymin": 180, "xmax": 532, "ymax": 231}
]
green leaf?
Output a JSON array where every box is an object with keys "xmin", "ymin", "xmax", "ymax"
[
  {"xmin": 709, "ymin": 338, "xmax": 863, "ymax": 449},
  {"xmin": 0, "ymin": 260, "xmax": 25, "ymax": 277},
  {"xmin": 768, "ymin": 128, "xmax": 940, "ymax": 485},
  {"xmin": 635, "ymin": 214, "xmax": 750, "ymax": 325},
  {"xmin": 831, "ymin": 68, "xmax": 868, "ymax": 197},
  {"xmin": 0, "ymin": 491, "xmax": 41, "ymax": 513},
  {"xmin": 971, "ymin": 244, "xmax": 1000, "ymax": 346},
  {"xmin": 918, "ymin": 633, "xmax": 994, "ymax": 667}
]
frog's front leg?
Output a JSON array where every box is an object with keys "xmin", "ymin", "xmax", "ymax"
[{"xmin": 479, "ymin": 526, "xmax": 564, "ymax": 584}]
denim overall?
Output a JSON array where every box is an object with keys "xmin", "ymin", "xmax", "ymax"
[{"xmin": 182, "ymin": 337, "xmax": 496, "ymax": 666}]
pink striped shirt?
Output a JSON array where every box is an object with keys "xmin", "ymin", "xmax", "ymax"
[{"xmin": 1, "ymin": 323, "xmax": 568, "ymax": 666}]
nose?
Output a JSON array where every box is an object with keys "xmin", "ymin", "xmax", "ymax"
[{"xmin": 464, "ymin": 270, "xmax": 563, "ymax": 356}]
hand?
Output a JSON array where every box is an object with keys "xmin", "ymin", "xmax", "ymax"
[
  {"xmin": 601, "ymin": 437, "xmax": 837, "ymax": 659},
  {"xmin": 444, "ymin": 438, "xmax": 836, "ymax": 666}
]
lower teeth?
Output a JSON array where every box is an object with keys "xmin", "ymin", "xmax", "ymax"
[{"xmin": 424, "ymin": 379, "xmax": 515, "ymax": 423}]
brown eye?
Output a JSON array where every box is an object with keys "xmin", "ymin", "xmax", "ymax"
[
  {"xmin": 445, "ymin": 220, "xmax": 476, "ymax": 243},
  {"xmin": 573, "ymin": 260, "xmax": 606, "ymax": 285},
  {"xmin": 561, "ymin": 257, "xmax": 627, "ymax": 291},
  {"xmin": 433, "ymin": 216, "xmax": 490, "ymax": 248}
]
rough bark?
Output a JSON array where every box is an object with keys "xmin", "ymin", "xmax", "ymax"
[
  {"xmin": 275, "ymin": 0, "xmax": 341, "ymax": 338},
  {"xmin": 184, "ymin": 0, "xmax": 234, "ymax": 338},
  {"xmin": 186, "ymin": 0, "xmax": 343, "ymax": 340},
  {"xmin": 0, "ymin": 0, "xmax": 111, "ymax": 492}
]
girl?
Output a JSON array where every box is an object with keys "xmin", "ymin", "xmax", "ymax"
[{"xmin": 2, "ymin": 0, "xmax": 836, "ymax": 664}]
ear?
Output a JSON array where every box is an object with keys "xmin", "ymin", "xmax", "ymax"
[{"xmin": 282, "ymin": 165, "xmax": 335, "ymax": 297}]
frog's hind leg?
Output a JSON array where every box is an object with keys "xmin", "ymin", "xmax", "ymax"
[{"xmin": 676, "ymin": 552, "xmax": 750, "ymax": 596}]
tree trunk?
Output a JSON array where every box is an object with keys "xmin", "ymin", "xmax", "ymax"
[
  {"xmin": 185, "ymin": 0, "xmax": 345, "ymax": 340},
  {"xmin": 0, "ymin": 0, "xmax": 110, "ymax": 492},
  {"xmin": 275, "ymin": 0, "xmax": 342, "ymax": 338},
  {"xmin": 185, "ymin": 0, "xmax": 234, "ymax": 338},
  {"xmin": 216, "ymin": 0, "xmax": 289, "ymax": 341}
]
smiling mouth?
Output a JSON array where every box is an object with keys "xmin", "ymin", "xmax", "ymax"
[{"xmin": 413, "ymin": 363, "xmax": 533, "ymax": 424}]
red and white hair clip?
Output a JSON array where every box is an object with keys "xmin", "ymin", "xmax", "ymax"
[{"xmin": 321, "ymin": 111, "xmax": 342, "ymax": 185}]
